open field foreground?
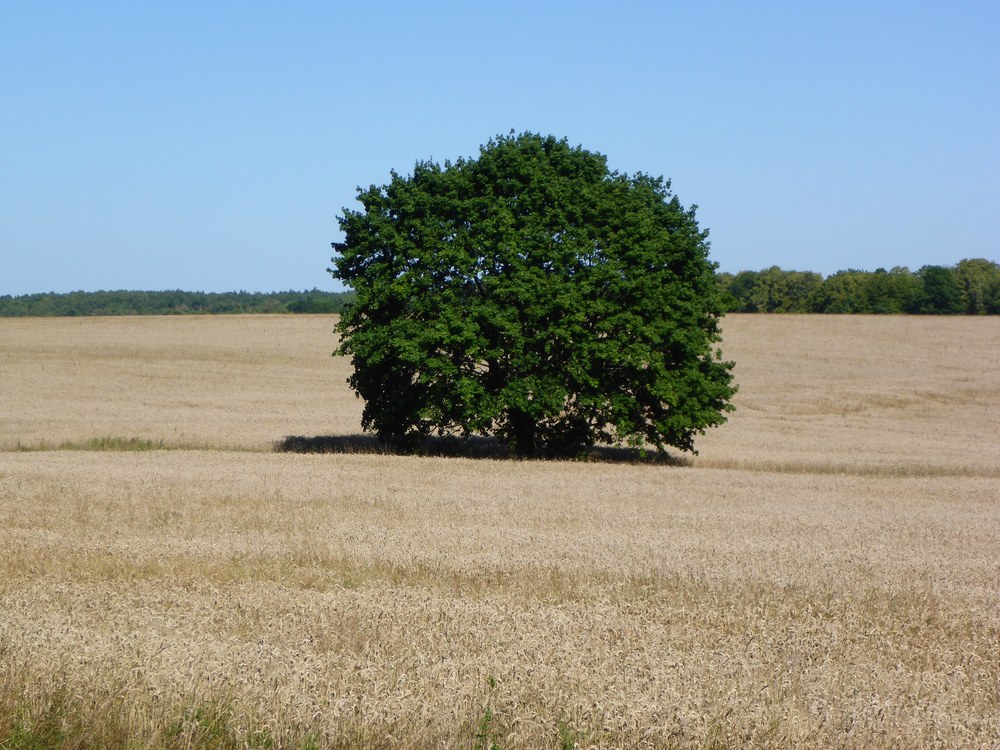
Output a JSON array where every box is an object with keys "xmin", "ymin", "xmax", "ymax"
[{"xmin": 1, "ymin": 314, "xmax": 999, "ymax": 749}]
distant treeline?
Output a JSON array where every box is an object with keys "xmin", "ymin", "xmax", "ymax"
[
  {"xmin": 719, "ymin": 258, "xmax": 1000, "ymax": 315},
  {"xmin": 4, "ymin": 258, "xmax": 999, "ymax": 317},
  {"xmin": 0, "ymin": 289, "xmax": 356, "ymax": 317}
]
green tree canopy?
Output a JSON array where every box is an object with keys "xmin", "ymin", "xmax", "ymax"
[
  {"xmin": 723, "ymin": 270, "xmax": 761, "ymax": 312},
  {"xmin": 915, "ymin": 265, "xmax": 963, "ymax": 314},
  {"xmin": 952, "ymin": 258, "xmax": 1000, "ymax": 314},
  {"xmin": 748, "ymin": 267, "xmax": 823, "ymax": 313},
  {"xmin": 330, "ymin": 132, "xmax": 737, "ymax": 458},
  {"xmin": 807, "ymin": 269, "xmax": 870, "ymax": 314}
]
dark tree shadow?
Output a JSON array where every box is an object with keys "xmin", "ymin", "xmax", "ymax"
[{"xmin": 274, "ymin": 433, "xmax": 691, "ymax": 465}]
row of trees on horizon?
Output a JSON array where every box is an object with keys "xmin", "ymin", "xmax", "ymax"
[
  {"xmin": 2, "ymin": 258, "xmax": 998, "ymax": 317},
  {"xmin": 718, "ymin": 258, "xmax": 1000, "ymax": 315},
  {"xmin": 0, "ymin": 289, "xmax": 356, "ymax": 317}
]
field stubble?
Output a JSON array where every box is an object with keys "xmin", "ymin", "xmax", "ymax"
[{"xmin": 1, "ymin": 314, "xmax": 998, "ymax": 749}]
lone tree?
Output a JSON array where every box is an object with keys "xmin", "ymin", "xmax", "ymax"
[{"xmin": 330, "ymin": 132, "xmax": 736, "ymax": 458}]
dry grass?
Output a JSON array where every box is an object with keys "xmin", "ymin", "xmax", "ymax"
[
  {"xmin": 1, "ymin": 314, "xmax": 999, "ymax": 748},
  {"xmin": 693, "ymin": 314, "xmax": 1000, "ymax": 478},
  {"xmin": 0, "ymin": 314, "xmax": 363, "ymax": 452}
]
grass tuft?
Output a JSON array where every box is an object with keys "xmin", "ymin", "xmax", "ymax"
[
  {"xmin": 16, "ymin": 436, "xmax": 172, "ymax": 452},
  {"xmin": 11, "ymin": 436, "xmax": 254, "ymax": 453},
  {"xmin": 693, "ymin": 455, "xmax": 1000, "ymax": 478}
]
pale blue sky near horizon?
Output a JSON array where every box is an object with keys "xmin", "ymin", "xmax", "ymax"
[{"xmin": 2, "ymin": 0, "xmax": 997, "ymax": 295}]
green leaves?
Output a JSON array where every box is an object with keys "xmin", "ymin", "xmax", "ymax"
[{"xmin": 331, "ymin": 132, "xmax": 736, "ymax": 457}]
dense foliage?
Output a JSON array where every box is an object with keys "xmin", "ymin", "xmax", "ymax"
[
  {"xmin": 0, "ymin": 289, "xmax": 354, "ymax": 317},
  {"xmin": 331, "ymin": 132, "xmax": 737, "ymax": 458},
  {"xmin": 718, "ymin": 259, "xmax": 1000, "ymax": 315}
]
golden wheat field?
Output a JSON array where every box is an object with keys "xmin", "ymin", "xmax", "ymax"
[{"xmin": 1, "ymin": 313, "xmax": 998, "ymax": 749}]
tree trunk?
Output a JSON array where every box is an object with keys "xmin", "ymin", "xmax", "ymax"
[{"xmin": 509, "ymin": 408, "xmax": 537, "ymax": 458}]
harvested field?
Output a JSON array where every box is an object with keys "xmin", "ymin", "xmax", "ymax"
[{"xmin": 1, "ymin": 314, "xmax": 998, "ymax": 749}]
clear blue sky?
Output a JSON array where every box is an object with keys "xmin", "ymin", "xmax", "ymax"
[{"xmin": 2, "ymin": 0, "xmax": 997, "ymax": 295}]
